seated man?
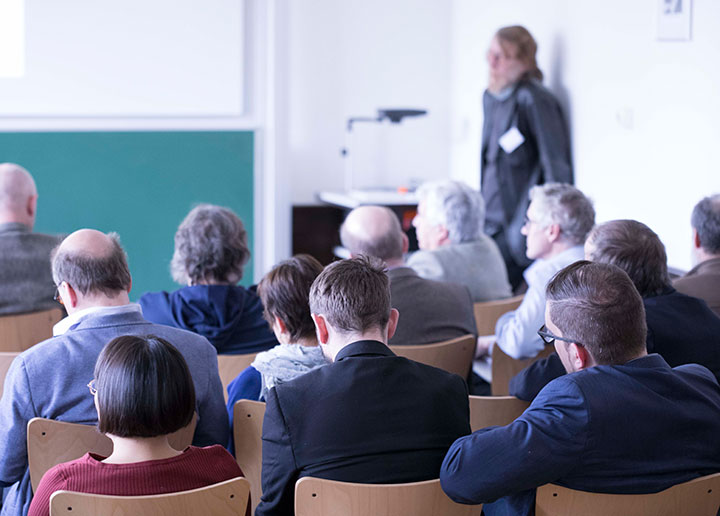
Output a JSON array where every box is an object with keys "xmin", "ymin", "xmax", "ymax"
[
  {"xmin": 0, "ymin": 163, "xmax": 62, "ymax": 315},
  {"xmin": 511, "ymin": 219, "xmax": 720, "ymax": 400},
  {"xmin": 674, "ymin": 194, "xmax": 720, "ymax": 316},
  {"xmin": 407, "ymin": 180, "xmax": 511, "ymax": 303},
  {"xmin": 0, "ymin": 229, "xmax": 228, "ymax": 516},
  {"xmin": 255, "ymin": 257, "xmax": 471, "ymax": 516},
  {"xmin": 440, "ymin": 261, "xmax": 720, "ymax": 516},
  {"xmin": 475, "ymin": 183, "xmax": 594, "ymax": 376},
  {"xmin": 340, "ymin": 205, "xmax": 476, "ymax": 346}
]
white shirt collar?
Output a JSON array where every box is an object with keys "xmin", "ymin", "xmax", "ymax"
[{"xmin": 53, "ymin": 303, "xmax": 143, "ymax": 336}]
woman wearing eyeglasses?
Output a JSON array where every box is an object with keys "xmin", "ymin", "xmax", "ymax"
[{"xmin": 28, "ymin": 335, "xmax": 245, "ymax": 516}]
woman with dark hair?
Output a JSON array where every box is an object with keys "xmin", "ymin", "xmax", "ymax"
[
  {"xmin": 139, "ymin": 204, "xmax": 277, "ymax": 354},
  {"xmin": 28, "ymin": 335, "xmax": 244, "ymax": 516},
  {"xmin": 481, "ymin": 25, "xmax": 573, "ymax": 290}
]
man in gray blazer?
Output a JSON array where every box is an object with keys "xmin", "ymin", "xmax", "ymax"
[
  {"xmin": 340, "ymin": 205, "xmax": 476, "ymax": 346},
  {"xmin": 0, "ymin": 229, "xmax": 228, "ymax": 516},
  {"xmin": 407, "ymin": 180, "xmax": 512, "ymax": 303},
  {"xmin": 0, "ymin": 163, "xmax": 62, "ymax": 315}
]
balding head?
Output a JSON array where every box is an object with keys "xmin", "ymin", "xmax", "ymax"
[
  {"xmin": 52, "ymin": 229, "xmax": 132, "ymax": 303},
  {"xmin": 340, "ymin": 206, "xmax": 406, "ymax": 264},
  {"xmin": 0, "ymin": 163, "xmax": 38, "ymax": 227}
]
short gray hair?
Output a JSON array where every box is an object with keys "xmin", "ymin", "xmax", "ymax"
[
  {"xmin": 416, "ymin": 180, "xmax": 485, "ymax": 244},
  {"xmin": 170, "ymin": 204, "xmax": 250, "ymax": 285},
  {"xmin": 529, "ymin": 183, "xmax": 595, "ymax": 245},
  {"xmin": 691, "ymin": 194, "xmax": 720, "ymax": 254},
  {"xmin": 51, "ymin": 232, "xmax": 131, "ymax": 296}
]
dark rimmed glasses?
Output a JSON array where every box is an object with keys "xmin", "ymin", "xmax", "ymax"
[{"xmin": 537, "ymin": 325, "xmax": 582, "ymax": 347}]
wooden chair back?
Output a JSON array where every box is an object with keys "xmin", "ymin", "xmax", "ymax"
[
  {"xmin": 473, "ymin": 295, "xmax": 523, "ymax": 335},
  {"xmin": 49, "ymin": 477, "xmax": 250, "ymax": 516},
  {"xmin": 233, "ymin": 400, "xmax": 266, "ymax": 516},
  {"xmin": 295, "ymin": 477, "xmax": 483, "ymax": 516},
  {"xmin": 28, "ymin": 414, "xmax": 197, "ymax": 492},
  {"xmin": 390, "ymin": 334, "xmax": 475, "ymax": 378},
  {"xmin": 536, "ymin": 472, "xmax": 720, "ymax": 516},
  {"xmin": 468, "ymin": 395, "xmax": 530, "ymax": 432},
  {"xmin": 0, "ymin": 307, "xmax": 64, "ymax": 352},
  {"xmin": 491, "ymin": 342, "xmax": 555, "ymax": 396},
  {"xmin": 0, "ymin": 351, "xmax": 20, "ymax": 399},
  {"xmin": 218, "ymin": 353, "xmax": 258, "ymax": 402}
]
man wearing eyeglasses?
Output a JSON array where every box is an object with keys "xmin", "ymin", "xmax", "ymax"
[{"xmin": 440, "ymin": 261, "xmax": 720, "ymax": 516}]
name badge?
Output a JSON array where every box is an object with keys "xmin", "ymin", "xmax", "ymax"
[{"xmin": 498, "ymin": 126, "xmax": 525, "ymax": 154}]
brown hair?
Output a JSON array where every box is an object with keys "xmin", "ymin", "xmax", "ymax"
[
  {"xmin": 546, "ymin": 261, "xmax": 647, "ymax": 365},
  {"xmin": 586, "ymin": 220, "xmax": 670, "ymax": 297},
  {"xmin": 257, "ymin": 254, "xmax": 324, "ymax": 341},
  {"xmin": 94, "ymin": 335, "xmax": 195, "ymax": 437},
  {"xmin": 309, "ymin": 256, "xmax": 390, "ymax": 334},
  {"xmin": 496, "ymin": 25, "xmax": 543, "ymax": 82}
]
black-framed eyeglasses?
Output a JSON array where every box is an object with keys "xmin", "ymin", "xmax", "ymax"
[
  {"xmin": 87, "ymin": 379, "xmax": 97, "ymax": 396},
  {"xmin": 537, "ymin": 325, "xmax": 582, "ymax": 347}
]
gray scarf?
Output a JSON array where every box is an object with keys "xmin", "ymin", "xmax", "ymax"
[{"xmin": 252, "ymin": 343, "xmax": 328, "ymax": 400}]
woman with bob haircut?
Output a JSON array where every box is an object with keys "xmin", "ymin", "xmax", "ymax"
[
  {"xmin": 139, "ymin": 204, "xmax": 277, "ymax": 355},
  {"xmin": 29, "ymin": 335, "xmax": 244, "ymax": 516}
]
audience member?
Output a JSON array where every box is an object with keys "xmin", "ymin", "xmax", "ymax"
[
  {"xmin": 226, "ymin": 255, "xmax": 327, "ymax": 443},
  {"xmin": 255, "ymin": 257, "xmax": 471, "ymax": 516},
  {"xmin": 674, "ymin": 194, "xmax": 720, "ymax": 315},
  {"xmin": 0, "ymin": 229, "xmax": 228, "ymax": 516},
  {"xmin": 140, "ymin": 204, "xmax": 277, "ymax": 354},
  {"xmin": 0, "ymin": 163, "xmax": 62, "ymax": 315},
  {"xmin": 475, "ymin": 183, "xmax": 594, "ymax": 377},
  {"xmin": 407, "ymin": 180, "xmax": 512, "ymax": 302},
  {"xmin": 441, "ymin": 261, "xmax": 720, "ymax": 516},
  {"xmin": 28, "ymin": 335, "xmax": 244, "ymax": 516},
  {"xmin": 511, "ymin": 219, "xmax": 720, "ymax": 400},
  {"xmin": 340, "ymin": 205, "xmax": 476, "ymax": 346}
]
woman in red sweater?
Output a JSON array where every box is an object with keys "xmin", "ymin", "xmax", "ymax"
[{"xmin": 29, "ymin": 335, "xmax": 245, "ymax": 516}]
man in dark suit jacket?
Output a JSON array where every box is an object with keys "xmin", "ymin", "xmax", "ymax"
[
  {"xmin": 0, "ymin": 163, "xmax": 62, "ymax": 315},
  {"xmin": 255, "ymin": 257, "xmax": 471, "ymax": 516},
  {"xmin": 440, "ymin": 261, "xmax": 720, "ymax": 516},
  {"xmin": 340, "ymin": 205, "xmax": 477, "ymax": 346},
  {"xmin": 510, "ymin": 219, "xmax": 720, "ymax": 400}
]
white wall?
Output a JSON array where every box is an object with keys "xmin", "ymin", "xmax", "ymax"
[{"xmin": 450, "ymin": 0, "xmax": 720, "ymax": 270}]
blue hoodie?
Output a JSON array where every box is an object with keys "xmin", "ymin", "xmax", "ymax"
[{"xmin": 139, "ymin": 285, "xmax": 278, "ymax": 354}]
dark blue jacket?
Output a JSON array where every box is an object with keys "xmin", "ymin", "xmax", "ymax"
[
  {"xmin": 139, "ymin": 285, "xmax": 277, "ymax": 354},
  {"xmin": 441, "ymin": 355, "xmax": 720, "ymax": 516},
  {"xmin": 510, "ymin": 288, "xmax": 720, "ymax": 401}
]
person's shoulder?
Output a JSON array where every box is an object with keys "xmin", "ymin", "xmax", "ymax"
[
  {"xmin": 144, "ymin": 320, "xmax": 216, "ymax": 349},
  {"xmin": 407, "ymin": 248, "xmax": 441, "ymax": 265},
  {"xmin": 673, "ymin": 362, "xmax": 719, "ymax": 385},
  {"xmin": 515, "ymin": 79, "xmax": 560, "ymax": 106}
]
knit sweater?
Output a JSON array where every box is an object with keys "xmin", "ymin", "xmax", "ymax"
[{"xmin": 28, "ymin": 445, "xmax": 243, "ymax": 516}]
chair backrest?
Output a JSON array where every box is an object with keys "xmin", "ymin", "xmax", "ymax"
[
  {"xmin": 0, "ymin": 307, "xmax": 64, "ymax": 352},
  {"xmin": 28, "ymin": 415, "xmax": 197, "ymax": 492},
  {"xmin": 218, "ymin": 353, "xmax": 258, "ymax": 402},
  {"xmin": 390, "ymin": 334, "xmax": 475, "ymax": 378},
  {"xmin": 49, "ymin": 477, "xmax": 250, "ymax": 516},
  {"xmin": 536, "ymin": 472, "xmax": 720, "ymax": 516},
  {"xmin": 473, "ymin": 295, "xmax": 524, "ymax": 336},
  {"xmin": 0, "ymin": 351, "xmax": 20, "ymax": 399},
  {"xmin": 491, "ymin": 342, "xmax": 555, "ymax": 396},
  {"xmin": 468, "ymin": 395, "xmax": 530, "ymax": 432},
  {"xmin": 233, "ymin": 400, "xmax": 266, "ymax": 516},
  {"xmin": 295, "ymin": 477, "xmax": 483, "ymax": 516}
]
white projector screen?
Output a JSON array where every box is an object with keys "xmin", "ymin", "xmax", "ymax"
[{"xmin": 0, "ymin": 0, "xmax": 244, "ymax": 117}]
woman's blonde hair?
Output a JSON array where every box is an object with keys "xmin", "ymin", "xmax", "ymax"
[{"xmin": 496, "ymin": 25, "xmax": 543, "ymax": 82}]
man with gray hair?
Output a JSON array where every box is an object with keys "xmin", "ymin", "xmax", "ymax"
[
  {"xmin": 408, "ymin": 180, "xmax": 512, "ymax": 302},
  {"xmin": 475, "ymin": 183, "xmax": 594, "ymax": 373},
  {"xmin": 674, "ymin": 194, "xmax": 720, "ymax": 316},
  {"xmin": 340, "ymin": 205, "xmax": 476, "ymax": 346},
  {"xmin": 0, "ymin": 163, "xmax": 62, "ymax": 315},
  {"xmin": 0, "ymin": 229, "xmax": 228, "ymax": 516}
]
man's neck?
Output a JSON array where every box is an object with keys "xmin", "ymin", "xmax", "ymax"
[
  {"xmin": 324, "ymin": 329, "xmax": 388, "ymax": 362},
  {"xmin": 0, "ymin": 214, "xmax": 32, "ymax": 229},
  {"xmin": 542, "ymin": 241, "xmax": 575, "ymax": 260},
  {"xmin": 695, "ymin": 249, "xmax": 720, "ymax": 266},
  {"xmin": 68, "ymin": 292, "xmax": 131, "ymax": 314}
]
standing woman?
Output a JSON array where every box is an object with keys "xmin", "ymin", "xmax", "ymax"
[{"xmin": 481, "ymin": 25, "xmax": 573, "ymax": 289}]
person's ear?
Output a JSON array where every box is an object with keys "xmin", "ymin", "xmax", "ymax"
[
  {"xmin": 312, "ymin": 313, "xmax": 330, "ymax": 345},
  {"xmin": 26, "ymin": 195, "xmax": 37, "ymax": 219},
  {"xmin": 436, "ymin": 224, "xmax": 450, "ymax": 245},
  {"xmin": 693, "ymin": 229, "xmax": 702, "ymax": 250},
  {"xmin": 386, "ymin": 308, "xmax": 400, "ymax": 340},
  {"xmin": 546, "ymin": 223, "xmax": 561, "ymax": 243},
  {"xmin": 570, "ymin": 342, "xmax": 591, "ymax": 370},
  {"xmin": 273, "ymin": 316, "xmax": 287, "ymax": 335},
  {"xmin": 127, "ymin": 277, "xmax": 132, "ymax": 295},
  {"xmin": 61, "ymin": 282, "xmax": 79, "ymax": 309},
  {"xmin": 401, "ymin": 233, "xmax": 410, "ymax": 254}
]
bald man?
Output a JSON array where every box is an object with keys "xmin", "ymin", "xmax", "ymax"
[
  {"xmin": 0, "ymin": 230, "xmax": 228, "ymax": 516},
  {"xmin": 0, "ymin": 163, "xmax": 62, "ymax": 315},
  {"xmin": 340, "ymin": 206, "xmax": 476, "ymax": 347}
]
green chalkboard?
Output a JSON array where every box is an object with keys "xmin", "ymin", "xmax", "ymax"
[{"xmin": 0, "ymin": 131, "xmax": 254, "ymax": 299}]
